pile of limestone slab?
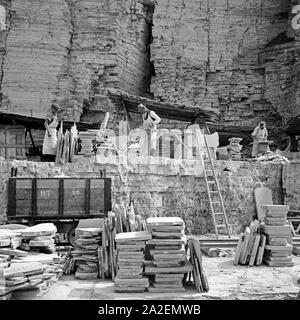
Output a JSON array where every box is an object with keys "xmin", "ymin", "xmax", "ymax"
[
  {"xmin": 146, "ymin": 217, "xmax": 191, "ymax": 293},
  {"xmin": 0, "ymin": 223, "xmax": 64, "ymax": 299},
  {"xmin": 261, "ymin": 205, "xmax": 293, "ymax": 267},
  {"xmin": 114, "ymin": 231, "xmax": 151, "ymax": 293},
  {"xmin": 72, "ymin": 227, "xmax": 102, "ymax": 280},
  {"xmin": 113, "ymin": 217, "xmax": 193, "ymax": 293}
]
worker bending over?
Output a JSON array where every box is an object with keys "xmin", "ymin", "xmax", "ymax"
[{"xmin": 251, "ymin": 121, "xmax": 268, "ymax": 157}]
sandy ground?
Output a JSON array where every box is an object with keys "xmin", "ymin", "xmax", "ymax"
[{"xmin": 12, "ymin": 254, "xmax": 300, "ymax": 300}]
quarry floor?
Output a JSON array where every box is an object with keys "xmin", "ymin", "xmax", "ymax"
[{"xmin": 12, "ymin": 254, "xmax": 300, "ymax": 300}]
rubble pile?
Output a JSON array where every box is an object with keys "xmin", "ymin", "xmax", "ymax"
[{"xmin": 255, "ymin": 151, "xmax": 290, "ymax": 163}]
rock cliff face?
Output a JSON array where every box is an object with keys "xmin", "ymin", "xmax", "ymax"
[
  {"xmin": 0, "ymin": 0, "xmax": 299, "ymax": 128},
  {"xmin": 0, "ymin": 0, "xmax": 152, "ymax": 121},
  {"xmin": 150, "ymin": 0, "xmax": 300, "ymax": 126}
]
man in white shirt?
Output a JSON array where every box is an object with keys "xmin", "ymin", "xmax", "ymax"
[
  {"xmin": 251, "ymin": 121, "xmax": 268, "ymax": 157},
  {"xmin": 137, "ymin": 104, "xmax": 161, "ymax": 156}
]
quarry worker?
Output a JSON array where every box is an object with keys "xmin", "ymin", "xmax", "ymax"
[
  {"xmin": 42, "ymin": 104, "xmax": 60, "ymax": 162},
  {"xmin": 137, "ymin": 103, "xmax": 161, "ymax": 156},
  {"xmin": 251, "ymin": 121, "xmax": 268, "ymax": 157}
]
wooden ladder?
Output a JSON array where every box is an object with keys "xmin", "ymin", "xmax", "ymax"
[{"xmin": 197, "ymin": 124, "xmax": 231, "ymax": 239}]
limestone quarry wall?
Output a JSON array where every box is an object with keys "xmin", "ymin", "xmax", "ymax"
[
  {"xmin": 150, "ymin": 0, "xmax": 299, "ymax": 126},
  {"xmin": 283, "ymin": 161, "xmax": 300, "ymax": 212},
  {"xmin": 0, "ymin": 0, "xmax": 298, "ymax": 129},
  {"xmin": 0, "ymin": 0, "xmax": 152, "ymax": 121},
  {"xmin": 0, "ymin": 158, "xmax": 290, "ymax": 235}
]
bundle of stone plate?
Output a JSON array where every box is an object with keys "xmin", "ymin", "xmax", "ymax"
[
  {"xmin": 261, "ymin": 205, "xmax": 293, "ymax": 267},
  {"xmin": 114, "ymin": 231, "xmax": 151, "ymax": 293},
  {"xmin": 72, "ymin": 227, "xmax": 101, "ymax": 280},
  {"xmin": 0, "ymin": 229, "xmax": 23, "ymax": 269},
  {"xmin": 19, "ymin": 223, "xmax": 57, "ymax": 254},
  {"xmin": 0, "ymin": 250, "xmax": 64, "ymax": 300},
  {"xmin": 227, "ymin": 137, "xmax": 243, "ymax": 160},
  {"xmin": 145, "ymin": 217, "xmax": 192, "ymax": 293},
  {"xmin": 78, "ymin": 130, "xmax": 98, "ymax": 155}
]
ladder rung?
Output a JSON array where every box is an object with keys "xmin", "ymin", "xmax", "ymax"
[
  {"xmin": 216, "ymin": 224, "xmax": 226, "ymax": 228},
  {"xmin": 211, "ymin": 201, "xmax": 221, "ymax": 204},
  {"xmin": 209, "ymin": 191, "xmax": 218, "ymax": 193},
  {"xmin": 214, "ymin": 212, "xmax": 224, "ymax": 215}
]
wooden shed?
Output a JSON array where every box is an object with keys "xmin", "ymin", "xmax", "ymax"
[{"xmin": 0, "ymin": 125, "xmax": 26, "ymax": 159}]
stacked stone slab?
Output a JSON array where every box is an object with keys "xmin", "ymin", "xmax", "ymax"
[
  {"xmin": 114, "ymin": 231, "xmax": 151, "ymax": 293},
  {"xmin": 20, "ymin": 223, "xmax": 57, "ymax": 254},
  {"xmin": 227, "ymin": 137, "xmax": 243, "ymax": 160},
  {"xmin": 146, "ymin": 217, "xmax": 188, "ymax": 293},
  {"xmin": 78, "ymin": 131, "xmax": 98, "ymax": 155},
  {"xmin": 261, "ymin": 205, "xmax": 293, "ymax": 267},
  {"xmin": 72, "ymin": 227, "xmax": 101, "ymax": 279}
]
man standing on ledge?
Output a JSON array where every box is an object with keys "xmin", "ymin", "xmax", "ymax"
[
  {"xmin": 137, "ymin": 104, "xmax": 161, "ymax": 156},
  {"xmin": 251, "ymin": 121, "xmax": 268, "ymax": 157},
  {"xmin": 42, "ymin": 103, "xmax": 60, "ymax": 162}
]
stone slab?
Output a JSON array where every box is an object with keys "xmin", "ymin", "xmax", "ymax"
[
  {"xmin": 255, "ymin": 187, "xmax": 273, "ymax": 220},
  {"xmin": 147, "ymin": 217, "xmax": 184, "ymax": 226},
  {"xmin": 115, "ymin": 231, "xmax": 151, "ymax": 243}
]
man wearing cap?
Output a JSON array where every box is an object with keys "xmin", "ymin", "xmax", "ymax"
[
  {"xmin": 42, "ymin": 104, "xmax": 60, "ymax": 161},
  {"xmin": 251, "ymin": 121, "xmax": 268, "ymax": 157},
  {"xmin": 137, "ymin": 104, "xmax": 161, "ymax": 156}
]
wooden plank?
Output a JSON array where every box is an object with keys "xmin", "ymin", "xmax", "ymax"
[
  {"xmin": 64, "ymin": 179, "xmax": 86, "ymax": 188},
  {"xmin": 234, "ymin": 233, "xmax": 244, "ymax": 266},
  {"xmin": 85, "ymin": 179, "xmax": 91, "ymax": 216},
  {"xmin": 0, "ymin": 144, "xmax": 25, "ymax": 148},
  {"xmin": 63, "ymin": 190, "xmax": 86, "ymax": 198},
  {"xmin": 36, "ymin": 201, "xmax": 59, "ymax": 215},
  {"xmin": 64, "ymin": 210, "xmax": 85, "ymax": 215},
  {"xmin": 90, "ymin": 179, "xmax": 105, "ymax": 189},
  {"xmin": 7, "ymin": 178, "xmax": 16, "ymax": 217},
  {"xmin": 64, "ymin": 198, "xmax": 86, "ymax": 208},
  {"xmin": 90, "ymin": 189, "xmax": 105, "ymax": 199},
  {"xmin": 58, "ymin": 179, "xmax": 64, "ymax": 216},
  {"xmin": 15, "ymin": 189, "xmax": 32, "ymax": 200},
  {"xmin": 36, "ymin": 179, "xmax": 60, "ymax": 189},
  {"xmin": 32, "ymin": 178, "xmax": 37, "ymax": 220},
  {"xmin": 16, "ymin": 179, "xmax": 32, "ymax": 189},
  {"xmin": 104, "ymin": 178, "xmax": 111, "ymax": 214},
  {"xmin": 249, "ymin": 234, "xmax": 261, "ymax": 266},
  {"xmin": 36, "ymin": 189, "xmax": 59, "ymax": 200}
]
